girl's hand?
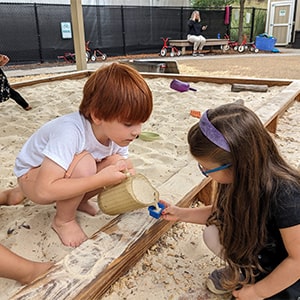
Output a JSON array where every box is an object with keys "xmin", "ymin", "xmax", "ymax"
[
  {"xmin": 0, "ymin": 54, "xmax": 9, "ymax": 66},
  {"xmin": 159, "ymin": 200, "xmax": 181, "ymax": 222},
  {"xmin": 232, "ymin": 284, "xmax": 264, "ymax": 300}
]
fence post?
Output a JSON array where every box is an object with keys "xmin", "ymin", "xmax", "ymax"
[
  {"xmin": 250, "ymin": 7, "xmax": 256, "ymax": 42},
  {"xmin": 121, "ymin": 6, "xmax": 126, "ymax": 56},
  {"xmin": 34, "ymin": 3, "xmax": 43, "ymax": 63},
  {"xmin": 180, "ymin": 7, "xmax": 184, "ymax": 39}
]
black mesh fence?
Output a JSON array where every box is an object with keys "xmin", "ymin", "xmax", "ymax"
[
  {"xmin": 0, "ymin": 3, "xmax": 41, "ymax": 63},
  {"xmin": 37, "ymin": 4, "xmax": 73, "ymax": 61},
  {"xmin": 0, "ymin": 3, "xmax": 266, "ymax": 64}
]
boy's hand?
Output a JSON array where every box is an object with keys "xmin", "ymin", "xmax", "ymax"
[
  {"xmin": 99, "ymin": 155, "xmax": 135, "ymax": 176},
  {"xmin": 97, "ymin": 164, "xmax": 129, "ymax": 187}
]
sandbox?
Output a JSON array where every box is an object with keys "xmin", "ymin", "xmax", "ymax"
[{"xmin": 1, "ymin": 71, "xmax": 299, "ymax": 300}]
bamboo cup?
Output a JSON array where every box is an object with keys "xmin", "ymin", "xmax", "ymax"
[{"xmin": 98, "ymin": 173, "xmax": 159, "ymax": 215}]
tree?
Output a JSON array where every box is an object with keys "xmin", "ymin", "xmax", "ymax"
[{"xmin": 237, "ymin": 0, "xmax": 246, "ymax": 43}]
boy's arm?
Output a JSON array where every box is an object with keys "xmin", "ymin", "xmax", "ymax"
[{"xmin": 30, "ymin": 156, "xmax": 128, "ymax": 202}]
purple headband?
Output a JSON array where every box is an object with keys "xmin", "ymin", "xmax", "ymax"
[{"xmin": 199, "ymin": 110, "xmax": 231, "ymax": 152}]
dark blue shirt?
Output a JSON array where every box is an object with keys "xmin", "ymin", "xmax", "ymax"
[{"xmin": 187, "ymin": 20, "xmax": 205, "ymax": 36}]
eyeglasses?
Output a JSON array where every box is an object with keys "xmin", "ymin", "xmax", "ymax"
[{"xmin": 198, "ymin": 163, "xmax": 231, "ymax": 177}]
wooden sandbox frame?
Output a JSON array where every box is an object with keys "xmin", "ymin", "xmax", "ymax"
[{"xmin": 10, "ymin": 72, "xmax": 300, "ymax": 300}]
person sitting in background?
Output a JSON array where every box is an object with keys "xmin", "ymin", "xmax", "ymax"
[
  {"xmin": 187, "ymin": 10, "xmax": 207, "ymax": 57},
  {"xmin": 0, "ymin": 54, "xmax": 32, "ymax": 111}
]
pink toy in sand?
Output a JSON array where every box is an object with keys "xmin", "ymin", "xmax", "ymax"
[{"xmin": 170, "ymin": 79, "xmax": 197, "ymax": 92}]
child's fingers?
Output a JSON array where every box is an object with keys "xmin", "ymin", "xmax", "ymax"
[
  {"xmin": 115, "ymin": 159, "xmax": 128, "ymax": 172},
  {"xmin": 159, "ymin": 199, "xmax": 170, "ymax": 208},
  {"xmin": 160, "ymin": 210, "xmax": 178, "ymax": 222}
]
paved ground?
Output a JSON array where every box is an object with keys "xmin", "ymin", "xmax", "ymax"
[
  {"xmin": 177, "ymin": 48, "xmax": 300, "ymax": 80},
  {"xmin": 4, "ymin": 47, "xmax": 300, "ymax": 80}
]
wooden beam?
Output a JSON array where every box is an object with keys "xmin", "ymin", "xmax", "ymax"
[
  {"xmin": 257, "ymin": 80, "xmax": 300, "ymax": 133},
  {"xmin": 76, "ymin": 179, "xmax": 208, "ymax": 299},
  {"xmin": 11, "ymin": 71, "xmax": 92, "ymax": 89},
  {"xmin": 70, "ymin": 0, "xmax": 87, "ymax": 71},
  {"xmin": 231, "ymin": 83, "xmax": 268, "ymax": 92},
  {"xmin": 10, "ymin": 71, "xmax": 293, "ymax": 89},
  {"xmin": 141, "ymin": 73, "xmax": 292, "ymax": 87},
  {"xmin": 196, "ymin": 179, "xmax": 214, "ymax": 206}
]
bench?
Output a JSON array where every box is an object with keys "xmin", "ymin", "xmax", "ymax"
[{"xmin": 169, "ymin": 38, "xmax": 229, "ymax": 55}]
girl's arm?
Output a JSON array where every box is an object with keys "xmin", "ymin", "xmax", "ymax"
[
  {"xmin": 232, "ymin": 224, "xmax": 300, "ymax": 299},
  {"xmin": 160, "ymin": 199, "xmax": 212, "ymax": 225}
]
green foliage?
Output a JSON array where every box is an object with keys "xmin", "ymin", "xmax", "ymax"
[
  {"xmin": 253, "ymin": 9, "xmax": 267, "ymax": 36},
  {"xmin": 191, "ymin": 0, "xmax": 267, "ymax": 8},
  {"xmin": 229, "ymin": 7, "xmax": 267, "ymax": 41},
  {"xmin": 191, "ymin": 0, "xmax": 234, "ymax": 8}
]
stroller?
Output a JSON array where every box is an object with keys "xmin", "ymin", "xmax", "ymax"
[{"xmin": 85, "ymin": 41, "xmax": 107, "ymax": 62}]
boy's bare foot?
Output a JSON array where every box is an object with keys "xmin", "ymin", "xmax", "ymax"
[
  {"xmin": 24, "ymin": 106, "xmax": 32, "ymax": 111},
  {"xmin": 0, "ymin": 187, "xmax": 25, "ymax": 205},
  {"xmin": 51, "ymin": 218, "xmax": 87, "ymax": 247},
  {"xmin": 78, "ymin": 199, "xmax": 99, "ymax": 216},
  {"xmin": 21, "ymin": 261, "xmax": 54, "ymax": 285}
]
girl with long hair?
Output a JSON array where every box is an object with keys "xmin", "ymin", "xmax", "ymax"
[{"xmin": 161, "ymin": 103, "xmax": 300, "ymax": 299}]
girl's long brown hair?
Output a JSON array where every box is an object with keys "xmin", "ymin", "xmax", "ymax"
[{"xmin": 188, "ymin": 103, "xmax": 300, "ymax": 288}]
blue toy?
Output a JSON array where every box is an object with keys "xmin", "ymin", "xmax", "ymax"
[{"xmin": 148, "ymin": 202, "xmax": 165, "ymax": 219}]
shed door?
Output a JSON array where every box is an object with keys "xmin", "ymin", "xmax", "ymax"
[{"xmin": 269, "ymin": 1, "xmax": 294, "ymax": 45}]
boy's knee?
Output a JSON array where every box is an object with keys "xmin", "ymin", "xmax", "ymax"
[{"xmin": 66, "ymin": 152, "xmax": 96, "ymax": 178}]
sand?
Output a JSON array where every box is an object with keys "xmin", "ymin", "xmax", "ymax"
[{"xmin": 0, "ymin": 63, "xmax": 299, "ymax": 299}]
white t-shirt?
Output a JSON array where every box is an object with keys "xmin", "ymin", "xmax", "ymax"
[{"xmin": 14, "ymin": 112, "xmax": 128, "ymax": 177}]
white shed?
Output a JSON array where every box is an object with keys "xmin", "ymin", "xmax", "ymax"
[{"xmin": 266, "ymin": 0, "xmax": 300, "ymax": 47}]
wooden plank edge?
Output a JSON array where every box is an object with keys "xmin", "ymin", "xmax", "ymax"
[
  {"xmin": 10, "ymin": 70, "xmax": 92, "ymax": 88},
  {"xmin": 141, "ymin": 73, "xmax": 292, "ymax": 87},
  {"xmin": 258, "ymin": 80, "xmax": 300, "ymax": 133},
  {"xmin": 76, "ymin": 179, "xmax": 212, "ymax": 299},
  {"xmin": 9, "ymin": 69, "xmax": 292, "ymax": 88}
]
